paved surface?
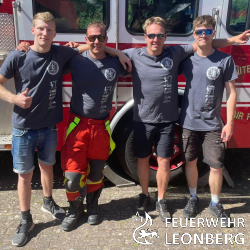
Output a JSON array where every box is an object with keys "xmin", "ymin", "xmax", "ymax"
[{"xmin": 0, "ymin": 149, "xmax": 249, "ymax": 250}]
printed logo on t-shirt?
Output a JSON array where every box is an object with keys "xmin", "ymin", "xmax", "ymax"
[
  {"xmin": 100, "ymin": 86, "xmax": 112, "ymax": 113},
  {"xmin": 206, "ymin": 66, "xmax": 220, "ymax": 80},
  {"xmin": 48, "ymin": 80, "xmax": 57, "ymax": 109},
  {"xmin": 161, "ymin": 57, "xmax": 173, "ymax": 70},
  {"xmin": 47, "ymin": 61, "xmax": 59, "ymax": 75},
  {"xmin": 104, "ymin": 68, "xmax": 116, "ymax": 81}
]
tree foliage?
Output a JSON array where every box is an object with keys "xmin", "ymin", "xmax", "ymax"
[{"xmin": 230, "ymin": 0, "xmax": 249, "ymax": 26}]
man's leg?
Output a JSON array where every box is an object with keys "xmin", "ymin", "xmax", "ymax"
[
  {"xmin": 136, "ymin": 156, "xmax": 151, "ymax": 215},
  {"xmin": 133, "ymin": 122, "xmax": 155, "ymax": 215},
  {"xmin": 181, "ymin": 129, "xmax": 200, "ymax": 218},
  {"xmin": 39, "ymin": 162, "xmax": 53, "ymax": 197},
  {"xmin": 18, "ymin": 173, "xmax": 33, "ymax": 212},
  {"xmin": 61, "ymin": 113, "xmax": 89, "ymax": 231},
  {"xmin": 86, "ymin": 120, "xmax": 112, "ymax": 225},
  {"xmin": 209, "ymin": 166, "xmax": 223, "ymax": 197},
  {"xmin": 11, "ymin": 128, "xmax": 36, "ymax": 247},
  {"xmin": 155, "ymin": 156, "xmax": 171, "ymax": 221},
  {"xmin": 38, "ymin": 126, "xmax": 65, "ymax": 220},
  {"xmin": 137, "ymin": 155, "xmax": 151, "ymax": 195},
  {"xmin": 203, "ymin": 130, "xmax": 229, "ymax": 225},
  {"xmin": 156, "ymin": 156, "xmax": 170, "ymax": 199},
  {"xmin": 154, "ymin": 122, "xmax": 175, "ymax": 221},
  {"xmin": 185, "ymin": 159, "xmax": 198, "ymax": 190}
]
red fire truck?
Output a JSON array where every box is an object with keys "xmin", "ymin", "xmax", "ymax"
[{"xmin": 0, "ymin": 0, "xmax": 249, "ymax": 187}]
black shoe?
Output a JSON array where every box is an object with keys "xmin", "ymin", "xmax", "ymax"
[
  {"xmin": 156, "ymin": 199, "xmax": 171, "ymax": 222},
  {"xmin": 137, "ymin": 193, "xmax": 150, "ymax": 216},
  {"xmin": 208, "ymin": 202, "xmax": 231, "ymax": 227},
  {"xmin": 41, "ymin": 199, "xmax": 65, "ymax": 220},
  {"xmin": 183, "ymin": 196, "xmax": 199, "ymax": 219},
  {"xmin": 12, "ymin": 218, "xmax": 35, "ymax": 247},
  {"xmin": 61, "ymin": 197, "xmax": 84, "ymax": 231},
  {"xmin": 87, "ymin": 188, "xmax": 103, "ymax": 225}
]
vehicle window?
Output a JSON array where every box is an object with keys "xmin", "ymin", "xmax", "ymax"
[
  {"xmin": 228, "ymin": 0, "xmax": 250, "ymax": 33},
  {"xmin": 33, "ymin": 0, "xmax": 109, "ymax": 33},
  {"xmin": 126, "ymin": 0, "xmax": 198, "ymax": 35}
]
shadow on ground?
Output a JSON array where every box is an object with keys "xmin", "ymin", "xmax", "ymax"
[{"xmin": 0, "ymin": 149, "xmax": 249, "ymax": 196}]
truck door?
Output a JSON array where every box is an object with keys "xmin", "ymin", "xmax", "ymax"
[{"xmin": 216, "ymin": 0, "xmax": 250, "ymax": 148}]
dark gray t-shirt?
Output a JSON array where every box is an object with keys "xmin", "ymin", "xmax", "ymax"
[
  {"xmin": 0, "ymin": 45, "xmax": 78, "ymax": 130},
  {"xmin": 179, "ymin": 49, "xmax": 238, "ymax": 131},
  {"xmin": 64, "ymin": 51, "xmax": 127, "ymax": 120},
  {"xmin": 123, "ymin": 45, "xmax": 193, "ymax": 123}
]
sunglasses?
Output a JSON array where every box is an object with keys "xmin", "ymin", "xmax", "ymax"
[
  {"xmin": 194, "ymin": 29, "xmax": 214, "ymax": 36},
  {"xmin": 145, "ymin": 33, "xmax": 166, "ymax": 39},
  {"xmin": 87, "ymin": 35, "xmax": 106, "ymax": 42}
]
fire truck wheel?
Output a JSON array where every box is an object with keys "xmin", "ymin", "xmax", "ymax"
[
  {"xmin": 116, "ymin": 126, "xmax": 185, "ymax": 187},
  {"xmin": 116, "ymin": 125, "xmax": 210, "ymax": 187}
]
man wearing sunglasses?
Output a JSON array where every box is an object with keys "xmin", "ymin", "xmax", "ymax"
[
  {"xmin": 60, "ymin": 21, "xmax": 130, "ymax": 232},
  {"xmin": 178, "ymin": 15, "xmax": 238, "ymax": 226},
  {"xmin": 101, "ymin": 16, "xmax": 249, "ymax": 222}
]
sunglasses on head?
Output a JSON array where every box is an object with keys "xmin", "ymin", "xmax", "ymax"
[
  {"xmin": 146, "ymin": 33, "xmax": 166, "ymax": 39},
  {"xmin": 194, "ymin": 29, "xmax": 214, "ymax": 36},
  {"xmin": 87, "ymin": 35, "xmax": 106, "ymax": 42}
]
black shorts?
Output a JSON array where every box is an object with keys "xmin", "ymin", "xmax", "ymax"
[
  {"xmin": 133, "ymin": 121, "xmax": 175, "ymax": 158},
  {"xmin": 180, "ymin": 128, "xmax": 225, "ymax": 169}
]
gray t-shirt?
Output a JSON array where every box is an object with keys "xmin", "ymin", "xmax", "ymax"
[
  {"xmin": 123, "ymin": 45, "xmax": 193, "ymax": 123},
  {"xmin": 0, "ymin": 45, "xmax": 78, "ymax": 130},
  {"xmin": 64, "ymin": 51, "xmax": 127, "ymax": 120},
  {"xmin": 179, "ymin": 49, "xmax": 238, "ymax": 131}
]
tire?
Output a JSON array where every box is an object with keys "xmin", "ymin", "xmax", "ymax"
[
  {"xmin": 116, "ymin": 121, "xmax": 184, "ymax": 187},
  {"xmin": 114, "ymin": 107, "xmax": 212, "ymax": 187}
]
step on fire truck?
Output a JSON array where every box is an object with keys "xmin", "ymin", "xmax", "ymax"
[{"xmin": 0, "ymin": 0, "xmax": 249, "ymax": 187}]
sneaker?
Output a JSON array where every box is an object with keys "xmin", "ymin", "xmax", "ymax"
[
  {"xmin": 61, "ymin": 197, "xmax": 84, "ymax": 232},
  {"xmin": 41, "ymin": 199, "xmax": 65, "ymax": 220},
  {"xmin": 208, "ymin": 202, "xmax": 231, "ymax": 227},
  {"xmin": 12, "ymin": 219, "xmax": 35, "ymax": 247},
  {"xmin": 183, "ymin": 196, "xmax": 199, "ymax": 219},
  {"xmin": 137, "ymin": 193, "xmax": 151, "ymax": 216},
  {"xmin": 156, "ymin": 199, "xmax": 171, "ymax": 222}
]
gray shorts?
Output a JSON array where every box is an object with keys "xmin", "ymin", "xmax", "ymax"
[{"xmin": 180, "ymin": 128, "xmax": 225, "ymax": 169}]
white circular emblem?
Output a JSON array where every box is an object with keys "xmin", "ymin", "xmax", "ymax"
[
  {"xmin": 206, "ymin": 66, "xmax": 220, "ymax": 80},
  {"xmin": 161, "ymin": 57, "xmax": 173, "ymax": 70},
  {"xmin": 47, "ymin": 61, "xmax": 59, "ymax": 75},
  {"xmin": 104, "ymin": 68, "xmax": 116, "ymax": 81}
]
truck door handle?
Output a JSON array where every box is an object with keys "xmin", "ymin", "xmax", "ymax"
[{"xmin": 212, "ymin": 8, "xmax": 219, "ymax": 38}]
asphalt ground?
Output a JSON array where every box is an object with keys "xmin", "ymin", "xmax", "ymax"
[{"xmin": 0, "ymin": 149, "xmax": 249, "ymax": 250}]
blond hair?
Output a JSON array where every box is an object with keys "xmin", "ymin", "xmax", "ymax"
[
  {"xmin": 193, "ymin": 15, "xmax": 216, "ymax": 30},
  {"xmin": 32, "ymin": 12, "xmax": 56, "ymax": 28},
  {"xmin": 86, "ymin": 21, "xmax": 107, "ymax": 36},
  {"xmin": 143, "ymin": 17, "xmax": 167, "ymax": 34}
]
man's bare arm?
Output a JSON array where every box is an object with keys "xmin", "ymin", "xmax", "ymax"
[
  {"xmin": 64, "ymin": 42, "xmax": 132, "ymax": 71},
  {"xmin": 0, "ymin": 75, "xmax": 32, "ymax": 109},
  {"xmin": 221, "ymin": 80, "xmax": 237, "ymax": 142}
]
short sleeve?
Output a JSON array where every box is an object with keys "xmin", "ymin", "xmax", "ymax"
[
  {"xmin": 173, "ymin": 45, "xmax": 193, "ymax": 63},
  {"xmin": 223, "ymin": 56, "xmax": 238, "ymax": 82},
  {"xmin": 56, "ymin": 45, "xmax": 79, "ymax": 64},
  {"xmin": 0, "ymin": 51, "xmax": 19, "ymax": 79},
  {"xmin": 63, "ymin": 56, "xmax": 78, "ymax": 75},
  {"xmin": 122, "ymin": 48, "xmax": 136, "ymax": 60}
]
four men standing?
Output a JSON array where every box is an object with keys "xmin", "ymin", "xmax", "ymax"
[{"xmin": 0, "ymin": 9, "xmax": 249, "ymax": 247}]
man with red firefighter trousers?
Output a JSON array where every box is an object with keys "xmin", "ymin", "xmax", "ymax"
[{"xmin": 60, "ymin": 21, "xmax": 129, "ymax": 231}]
